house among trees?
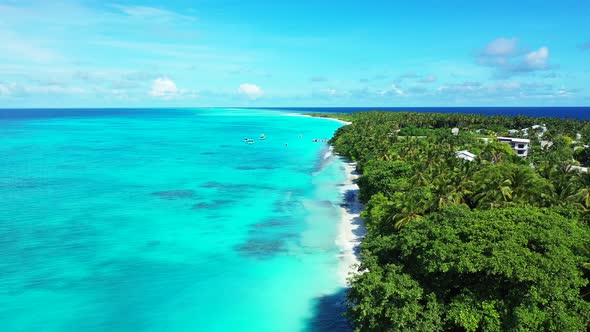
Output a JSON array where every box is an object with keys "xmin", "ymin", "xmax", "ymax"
[
  {"xmin": 541, "ymin": 140, "xmax": 554, "ymax": 149},
  {"xmin": 497, "ymin": 137, "xmax": 531, "ymax": 157},
  {"xmin": 455, "ymin": 150, "xmax": 477, "ymax": 161},
  {"xmin": 571, "ymin": 165, "xmax": 589, "ymax": 173},
  {"xmin": 451, "ymin": 127, "xmax": 459, "ymax": 136}
]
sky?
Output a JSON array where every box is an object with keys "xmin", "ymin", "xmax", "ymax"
[{"xmin": 0, "ymin": 0, "xmax": 589, "ymax": 108}]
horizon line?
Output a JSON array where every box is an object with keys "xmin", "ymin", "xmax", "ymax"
[{"xmin": 1, "ymin": 106, "xmax": 590, "ymax": 110}]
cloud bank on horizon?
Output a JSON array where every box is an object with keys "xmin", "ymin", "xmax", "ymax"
[{"xmin": 0, "ymin": 0, "xmax": 588, "ymax": 107}]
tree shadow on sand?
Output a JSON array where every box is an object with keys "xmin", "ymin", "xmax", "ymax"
[
  {"xmin": 340, "ymin": 185, "xmax": 367, "ymax": 257},
  {"xmin": 305, "ymin": 288, "xmax": 353, "ymax": 332}
]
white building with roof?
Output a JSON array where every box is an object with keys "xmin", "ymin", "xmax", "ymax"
[
  {"xmin": 497, "ymin": 137, "xmax": 531, "ymax": 157},
  {"xmin": 571, "ymin": 166, "xmax": 589, "ymax": 173},
  {"xmin": 455, "ymin": 150, "xmax": 477, "ymax": 162},
  {"xmin": 507, "ymin": 125, "xmax": 547, "ymax": 138}
]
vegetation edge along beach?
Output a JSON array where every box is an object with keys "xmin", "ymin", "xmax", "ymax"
[{"xmin": 311, "ymin": 111, "xmax": 590, "ymax": 331}]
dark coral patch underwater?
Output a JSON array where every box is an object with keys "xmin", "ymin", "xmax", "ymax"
[{"xmin": 151, "ymin": 190, "xmax": 198, "ymax": 200}]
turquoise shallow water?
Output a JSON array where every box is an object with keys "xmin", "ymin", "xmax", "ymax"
[{"xmin": 0, "ymin": 109, "xmax": 350, "ymax": 331}]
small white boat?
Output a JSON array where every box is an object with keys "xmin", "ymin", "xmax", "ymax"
[
  {"xmin": 259, "ymin": 134, "xmax": 266, "ymax": 140},
  {"xmin": 248, "ymin": 140, "xmax": 254, "ymax": 145}
]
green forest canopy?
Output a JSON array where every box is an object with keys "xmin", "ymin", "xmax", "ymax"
[{"xmin": 320, "ymin": 111, "xmax": 590, "ymax": 331}]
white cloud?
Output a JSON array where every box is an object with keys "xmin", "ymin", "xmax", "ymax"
[
  {"xmin": 0, "ymin": 81, "xmax": 85, "ymax": 97},
  {"xmin": 481, "ymin": 37, "xmax": 519, "ymax": 56},
  {"xmin": 435, "ymin": 80, "xmax": 576, "ymax": 101},
  {"xmin": 523, "ymin": 47, "xmax": 549, "ymax": 70},
  {"xmin": 111, "ymin": 4, "xmax": 196, "ymax": 22},
  {"xmin": 0, "ymin": 82, "xmax": 20, "ymax": 96},
  {"xmin": 380, "ymin": 84, "xmax": 405, "ymax": 96},
  {"xmin": 419, "ymin": 75, "xmax": 437, "ymax": 83},
  {"xmin": 150, "ymin": 77, "xmax": 180, "ymax": 99},
  {"xmin": 556, "ymin": 88, "xmax": 578, "ymax": 97},
  {"xmin": 34, "ymin": 85, "xmax": 85, "ymax": 95},
  {"xmin": 488, "ymin": 81, "xmax": 521, "ymax": 94},
  {"xmin": 0, "ymin": 30, "xmax": 61, "ymax": 63},
  {"xmin": 407, "ymin": 86, "xmax": 428, "ymax": 94},
  {"xmin": 437, "ymin": 82, "xmax": 482, "ymax": 95},
  {"xmin": 238, "ymin": 83, "xmax": 264, "ymax": 99},
  {"xmin": 477, "ymin": 38, "xmax": 551, "ymax": 77},
  {"xmin": 92, "ymin": 87, "xmax": 133, "ymax": 100},
  {"xmin": 477, "ymin": 38, "xmax": 519, "ymax": 68}
]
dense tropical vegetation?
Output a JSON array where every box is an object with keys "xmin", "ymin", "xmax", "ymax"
[{"xmin": 318, "ymin": 111, "xmax": 590, "ymax": 331}]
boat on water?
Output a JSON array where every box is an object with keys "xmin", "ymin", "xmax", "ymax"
[
  {"xmin": 259, "ymin": 134, "xmax": 266, "ymax": 140},
  {"xmin": 247, "ymin": 140, "xmax": 255, "ymax": 145}
]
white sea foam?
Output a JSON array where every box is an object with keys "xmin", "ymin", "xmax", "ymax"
[{"xmin": 323, "ymin": 146, "xmax": 333, "ymax": 160}]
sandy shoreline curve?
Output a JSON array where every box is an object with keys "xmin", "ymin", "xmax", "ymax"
[
  {"xmin": 287, "ymin": 111, "xmax": 363, "ymax": 286},
  {"xmin": 296, "ymin": 112, "xmax": 363, "ymax": 286},
  {"xmin": 335, "ymin": 161, "xmax": 366, "ymax": 286},
  {"xmin": 283, "ymin": 112, "xmax": 353, "ymax": 125}
]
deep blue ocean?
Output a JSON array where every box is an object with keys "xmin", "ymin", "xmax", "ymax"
[
  {"xmin": 0, "ymin": 106, "xmax": 588, "ymax": 331},
  {"xmin": 1, "ymin": 107, "xmax": 589, "ymax": 120},
  {"xmin": 264, "ymin": 107, "xmax": 590, "ymax": 120}
]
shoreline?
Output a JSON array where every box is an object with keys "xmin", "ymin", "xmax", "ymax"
[
  {"xmin": 300, "ymin": 112, "xmax": 362, "ymax": 287},
  {"xmin": 283, "ymin": 112, "xmax": 353, "ymax": 125},
  {"xmin": 289, "ymin": 110, "xmax": 362, "ymax": 287},
  {"xmin": 334, "ymin": 159, "xmax": 366, "ymax": 286}
]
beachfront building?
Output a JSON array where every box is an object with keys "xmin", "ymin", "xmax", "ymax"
[
  {"xmin": 504, "ymin": 125, "xmax": 547, "ymax": 138},
  {"xmin": 497, "ymin": 137, "xmax": 531, "ymax": 157},
  {"xmin": 530, "ymin": 125, "xmax": 548, "ymax": 138},
  {"xmin": 455, "ymin": 150, "xmax": 477, "ymax": 162}
]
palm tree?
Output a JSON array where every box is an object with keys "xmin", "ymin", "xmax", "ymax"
[
  {"xmin": 393, "ymin": 210, "xmax": 424, "ymax": 230},
  {"xmin": 472, "ymin": 177, "xmax": 513, "ymax": 209},
  {"xmin": 390, "ymin": 189, "xmax": 433, "ymax": 230},
  {"xmin": 549, "ymin": 163, "xmax": 578, "ymax": 204},
  {"xmin": 570, "ymin": 172, "xmax": 590, "ymax": 211}
]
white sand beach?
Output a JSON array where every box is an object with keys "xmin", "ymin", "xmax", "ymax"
[
  {"xmin": 283, "ymin": 113, "xmax": 353, "ymax": 125},
  {"xmin": 286, "ymin": 111, "xmax": 363, "ymax": 286},
  {"xmin": 335, "ymin": 161, "xmax": 366, "ymax": 286}
]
